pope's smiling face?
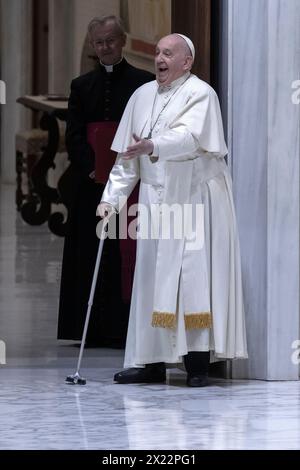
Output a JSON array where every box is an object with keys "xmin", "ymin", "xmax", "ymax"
[{"xmin": 155, "ymin": 35, "xmax": 193, "ymax": 86}]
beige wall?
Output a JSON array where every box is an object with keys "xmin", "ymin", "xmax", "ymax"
[
  {"xmin": 48, "ymin": 0, "xmax": 73, "ymax": 94},
  {"xmin": 123, "ymin": 0, "xmax": 171, "ymax": 72}
]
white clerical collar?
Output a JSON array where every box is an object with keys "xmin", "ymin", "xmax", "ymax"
[
  {"xmin": 100, "ymin": 57, "xmax": 123, "ymax": 73},
  {"xmin": 158, "ymin": 72, "xmax": 190, "ymax": 93}
]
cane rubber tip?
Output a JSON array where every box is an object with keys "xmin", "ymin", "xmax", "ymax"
[{"xmin": 65, "ymin": 375, "xmax": 86, "ymax": 385}]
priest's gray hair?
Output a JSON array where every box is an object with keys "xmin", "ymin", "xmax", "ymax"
[{"xmin": 87, "ymin": 15, "xmax": 126, "ymax": 38}]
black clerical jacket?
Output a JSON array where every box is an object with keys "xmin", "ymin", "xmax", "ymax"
[{"xmin": 66, "ymin": 58, "xmax": 154, "ymax": 178}]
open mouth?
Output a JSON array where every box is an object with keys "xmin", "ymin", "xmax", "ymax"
[{"xmin": 158, "ymin": 66, "xmax": 168, "ymax": 73}]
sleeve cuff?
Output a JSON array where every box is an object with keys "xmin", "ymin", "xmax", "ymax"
[{"xmin": 149, "ymin": 139, "xmax": 159, "ymax": 163}]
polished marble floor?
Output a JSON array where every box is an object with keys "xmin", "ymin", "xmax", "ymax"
[{"xmin": 0, "ymin": 183, "xmax": 300, "ymax": 450}]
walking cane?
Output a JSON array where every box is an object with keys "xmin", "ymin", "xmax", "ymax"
[{"xmin": 65, "ymin": 215, "xmax": 110, "ymax": 385}]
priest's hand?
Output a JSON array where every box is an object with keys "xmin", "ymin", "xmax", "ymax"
[
  {"xmin": 122, "ymin": 133, "xmax": 154, "ymax": 160},
  {"xmin": 96, "ymin": 202, "xmax": 115, "ymax": 218}
]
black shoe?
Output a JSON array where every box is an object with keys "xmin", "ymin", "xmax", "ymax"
[
  {"xmin": 114, "ymin": 364, "xmax": 166, "ymax": 384},
  {"xmin": 186, "ymin": 374, "xmax": 208, "ymax": 387}
]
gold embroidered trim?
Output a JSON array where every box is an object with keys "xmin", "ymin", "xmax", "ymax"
[
  {"xmin": 152, "ymin": 312, "xmax": 176, "ymax": 329},
  {"xmin": 152, "ymin": 312, "xmax": 212, "ymax": 330},
  {"xmin": 184, "ymin": 312, "xmax": 212, "ymax": 330}
]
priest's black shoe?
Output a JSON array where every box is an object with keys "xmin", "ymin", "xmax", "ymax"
[
  {"xmin": 114, "ymin": 363, "xmax": 166, "ymax": 384},
  {"xmin": 186, "ymin": 373, "xmax": 208, "ymax": 387}
]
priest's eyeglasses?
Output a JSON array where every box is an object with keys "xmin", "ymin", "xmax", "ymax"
[{"xmin": 95, "ymin": 36, "xmax": 121, "ymax": 47}]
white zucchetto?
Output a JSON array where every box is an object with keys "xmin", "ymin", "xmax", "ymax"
[{"xmin": 176, "ymin": 34, "xmax": 195, "ymax": 60}]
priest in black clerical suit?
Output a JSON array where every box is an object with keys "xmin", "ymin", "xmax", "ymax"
[{"xmin": 57, "ymin": 15, "xmax": 154, "ymax": 346}]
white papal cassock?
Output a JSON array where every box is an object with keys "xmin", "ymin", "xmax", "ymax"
[{"xmin": 101, "ymin": 72, "xmax": 248, "ymax": 367}]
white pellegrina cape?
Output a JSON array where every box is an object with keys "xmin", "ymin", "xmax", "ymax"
[{"xmin": 101, "ymin": 73, "xmax": 248, "ymax": 367}]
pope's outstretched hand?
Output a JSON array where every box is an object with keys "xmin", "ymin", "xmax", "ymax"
[{"xmin": 122, "ymin": 133, "xmax": 154, "ymax": 160}]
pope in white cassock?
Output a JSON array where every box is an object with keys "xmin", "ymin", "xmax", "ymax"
[{"xmin": 97, "ymin": 33, "xmax": 248, "ymax": 387}]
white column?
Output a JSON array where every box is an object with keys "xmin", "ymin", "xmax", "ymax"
[
  {"xmin": 266, "ymin": 0, "xmax": 300, "ymax": 380},
  {"xmin": 227, "ymin": 0, "xmax": 300, "ymax": 380},
  {"xmin": 0, "ymin": 0, "xmax": 32, "ymax": 183}
]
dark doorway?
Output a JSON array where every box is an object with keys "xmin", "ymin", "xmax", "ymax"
[
  {"xmin": 171, "ymin": 0, "xmax": 211, "ymax": 82},
  {"xmin": 32, "ymin": 0, "xmax": 49, "ymax": 95}
]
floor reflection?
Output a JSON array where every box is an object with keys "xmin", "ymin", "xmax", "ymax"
[{"xmin": 1, "ymin": 183, "xmax": 300, "ymax": 450}]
